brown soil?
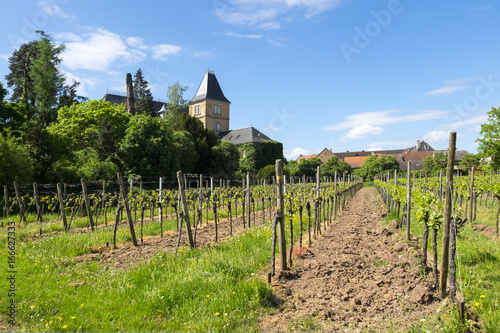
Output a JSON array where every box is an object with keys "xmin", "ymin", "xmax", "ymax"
[
  {"xmin": 75, "ymin": 209, "xmax": 269, "ymax": 269},
  {"xmin": 260, "ymin": 187, "xmax": 441, "ymax": 332},
  {"xmin": 472, "ymin": 223, "xmax": 499, "ymax": 240}
]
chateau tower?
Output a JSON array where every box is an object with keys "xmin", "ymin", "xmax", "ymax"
[{"xmin": 189, "ymin": 71, "xmax": 230, "ymax": 133}]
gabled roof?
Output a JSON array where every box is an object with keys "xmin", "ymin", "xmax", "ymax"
[
  {"xmin": 403, "ymin": 140, "xmax": 434, "ymax": 153},
  {"xmin": 221, "ymin": 126, "xmax": 271, "ymax": 145},
  {"xmin": 190, "ymin": 72, "xmax": 230, "ymax": 104},
  {"xmin": 102, "ymin": 93, "xmax": 166, "ymax": 114}
]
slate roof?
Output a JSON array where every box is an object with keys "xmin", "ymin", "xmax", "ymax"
[
  {"xmin": 332, "ymin": 149, "xmax": 404, "ymax": 159},
  {"xmin": 102, "ymin": 93, "xmax": 166, "ymax": 114},
  {"xmin": 221, "ymin": 126, "xmax": 271, "ymax": 145},
  {"xmin": 190, "ymin": 72, "xmax": 230, "ymax": 104}
]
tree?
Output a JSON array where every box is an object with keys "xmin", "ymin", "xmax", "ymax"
[
  {"xmin": 459, "ymin": 153, "xmax": 480, "ymax": 171},
  {"xmin": 5, "ymin": 31, "xmax": 81, "ymax": 125},
  {"xmin": 295, "ymin": 157, "xmax": 322, "ymax": 178},
  {"xmin": 257, "ymin": 164, "xmax": 291, "ymax": 179},
  {"xmin": 133, "ymin": 68, "xmax": 155, "ymax": 116},
  {"xmin": 47, "ymin": 100, "xmax": 130, "ymax": 157},
  {"xmin": 166, "ymin": 81, "xmax": 188, "ymax": 118},
  {"xmin": 0, "ymin": 82, "xmax": 28, "ymax": 135},
  {"xmin": 239, "ymin": 141, "xmax": 284, "ymax": 173},
  {"xmin": 477, "ymin": 106, "xmax": 500, "ymax": 170},
  {"xmin": 119, "ymin": 115, "xmax": 179, "ymax": 177},
  {"xmin": 0, "ymin": 132, "xmax": 33, "ymax": 186},
  {"xmin": 5, "ymin": 40, "xmax": 39, "ymax": 107},
  {"xmin": 354, "ymin": 155, "xmax": 399, "ymax": 181},
  {"xmin": 422, "ymin": 151, "xmax": 447, "ymax": 174},
  {"xmin": 320, "ymin": 156, "xmax": 352, "ymax": 177},
  {"xmin": 29, "ymin": 31, "xmax": 67, "ymax": 125},
  {"xmin": 210, "ymin": 141, "xmax": 240, "ymax": 176},
  {"xmin": 172, "ymin": 131, "xmax": 198, "ymax": 173},
  {"xmin": 170, "ymin": 112, "xmax": 218, "ymax": 173}
]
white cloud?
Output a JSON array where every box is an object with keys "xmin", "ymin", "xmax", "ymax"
[
  {"xmin": 285, "ymin": 147, "xmax": 313, "ymax": 160},
  {"xmin": 214, "ymin": 0, "xmax": 346, "ymax": 28},
  {"xmin": 439, "ymin": 114, "xmax": 488, "ymax": 131},
  {"xmin": 343, "ymin": 124, "xmax": 385, "ymax": 140},
  {"xmin": 425, "ymin": 85, "xmax": 467, "ymax": 96},
  {"xmin": 125, "ymin": 37, "xmax": 144, "ymax": 48},
  {"xmin": 367, "ymin": 147, "xmax": 382, "ymax": 151},
  {"xmin": 267, "ymin": 37, "xmax": 286, "ymax": 47},
  {"xmin": 62, "ymin": 28, "xmax": 146, "ymax": 71},
  {"xmin": 423, "ymin": 130, "xmax": 456, "ymax": 146},
  {"xmin": 59, "ymin": 28, "xmax": 181, "ymax": 71},
  {"xmin": 150, "ymin": 44, "xmax": 182, "ymax": 60},
  {"xmin": 193, "ymin": 50, "xmax": 214, "ymax": 58},
  {"xmin": 55, "ymin": 32, "xmax": 82, "ymax": 42},
  {"xmin": 322, "ymin": 109, "xmax": 448, "ymax": 131},
  {"xmin": 0, "ymin": 54, "xmax": 9, "ymax": 61},
  {"xmin": 368, "ymin": 140, "xmax": 416, "ymax": 149},
  {"xmin": 471, "ymin": 5, "xmax": 491, "ymax": 17},
  {"xmin": 225, "ymin": 31, "xmax": 262, "ymax": 39},
  {"xmin": 38, "ymin": 0, "xmax": 75, "ymax": 19}
]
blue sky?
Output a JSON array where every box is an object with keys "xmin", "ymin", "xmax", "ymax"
[{"xmin": 1, "ymin": 0, "xmax": 499, "ymax": 160}]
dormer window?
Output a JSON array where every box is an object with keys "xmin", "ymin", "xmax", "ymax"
[{"xmin": 214, "ymin": 105, "xmax": 221, "ymax": 115}]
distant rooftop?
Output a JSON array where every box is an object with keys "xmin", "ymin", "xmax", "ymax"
[
  {"xmin": 102, "ymin": 93, "xmax": 166, "ymax": 113},
  {"xmin": 220, "ymin": 126, "xmax": 271, "ymax": 145}
]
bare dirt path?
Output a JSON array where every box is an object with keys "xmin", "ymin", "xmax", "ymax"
[{"xmin": 260, "ymin": 187, "xmax": 441, "ymax": 332}]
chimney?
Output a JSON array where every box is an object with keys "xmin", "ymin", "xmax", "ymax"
[{"xmin": 126, "ymin": 73, "xmax": 135, "ymax": 115}]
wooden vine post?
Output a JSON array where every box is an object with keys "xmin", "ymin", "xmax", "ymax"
[
  {"xmin": 3, "ymin": 185, "xmax": 8, "ymax": 219},
  {"xmin": 80, "ymin": 179, "xmax": 95, "ymax": 231},
  {"xmin": 439, "ymin": 131, "xmax": 456, "ymax": 299},
  {"xmin": 276, "ymin": 159, "xmax": 287, "ymax": 271},
  {"xmin": 13, "ymin": 182, "xmax": 26, "ymax": 225},
  {"xmin": 33, "ymin": 183, "xmax": 42, "ymax": 234},
  {"xmin": 177, "ymin": 171, "xmax": 195, "ymax": 249},
  {"xmin": 406, "ymin": 161, "xmax": 411, "ymax": 240},
  {"xmin": 246, "ymin": 171, "xmax": 251, "ymax": 227},
  {"xmin": 469, "ymin": 167, "xmax": 474, "ymax": 224},
  {"xmin": 56, "ymin": 183, "xmax": 68, "ymax": 231},
  {"xmin": 117, "ymin": 173, "xmax": 138, "ymax": 246}
]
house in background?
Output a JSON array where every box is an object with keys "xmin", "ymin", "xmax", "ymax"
[
  {"xmin": 300, "ymin": 140, "xmax": 468, "ymax": 171},
  {"xmin": 102, "ymin": 92, "xmax": 168, "ymax": 116}
]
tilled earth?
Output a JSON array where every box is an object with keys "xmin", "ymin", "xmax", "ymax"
[{"xmin": 260, "ymin": 187, "xmax": 441, "ymax": 332}]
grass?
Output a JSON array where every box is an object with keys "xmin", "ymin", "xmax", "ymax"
[{"xmin": 381, "ymin": 192, "xmax": 500, "ymax": 333}]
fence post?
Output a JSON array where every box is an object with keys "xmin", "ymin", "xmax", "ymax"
[
  {"xmin": 246, "ymin": 171, "xmax": 251, "ymax": 227},
  {"xmin": 276, "ymin": 159, "xmax": 287, "ymax": 271},
  {"xmin": 14, "ymin": 182, "xmax": 26, "ymax": 225},
  {"xmin": 56, "ymin": 183, "xmax": 68, "ymax": 231},
  {"xmin": 439, "ymin": 132, "xmax": 456, "ymax": 299},
  {"xmin": 469, "ymin": 167, "xmax": 475, "ymax": 223},
  {"xmin": 406, "ymin": 161, "xmax": 411, "ymax": 240},
  {"xmin": 33, "ymin": 183, "xmax": 42, "ymax": 234},
  {"xmin": 117, "ymin": 173, "xmax": 138, "ymax": 246},
  {"xmin": 80, "ymin": 178, "xmax": 95, "ymax": 231},
  {"xmin": 177, "ymin": 171, "xmax": 195, "ymax": 249},
  {"xmin": 3, "ymin": 185, "xmax": 8, "ymax": 219}
]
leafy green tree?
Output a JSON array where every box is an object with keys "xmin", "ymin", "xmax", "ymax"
[
  {"xmin": 210, "ymin": 141, "xmax": 240, "ymax": 176},
  {"xmin": 286, "ymin": 160, "xmax": 299, "ymax": 177},
  {"xmin": 422, "ymin": 151, "xmax": 447, "ymax": 174},
  {"xmin": 133, "ymin": 68, "xmax": 155, "ymax": 116},
  {"xmin": 320, "ymin": 156, "xmax": 352, "ymax": 177},
  {"xmin": 0, "ymin": 132, "xmax": 33, "ymax": 186},
  {"xmin": 239, "ymin": 141, "xmax": 284, "ymax": 173},
  {"xmin": 354, "ymin": 155, "xmax": 399, "ymax": 181},
  {"xmin": 47, "ymin": 100, "xmax": 130, "ymax": 157},
  {"xmin": 51, "ymin": 147, "xmax": 118, "ymax": 182},
  {"xmin": 295, "ymin": 157, "xmax": 322, "ymax": 178},
  {"xmin": 173, "ymin": 131, "xmax": 198, "ymax": 173},
  {"xmin": 459, "ymin": 153, "xmax": 480, "ymax": 171},
  {"xmin": 166, "ymin": 81, "xmax": 188, "ymax": 118},
  {"xmin": 5, "ymin": 40, "xmax": 39, "ymax": 107},
  {"xmin": 5, "ymin": 32, "xmax": 81, "ymax": 125},
  {"xmin": 170, "ymin": 112, "xmax": 218, "ymax": 173},
  {"xmin": 257, "ymin": 164, "xmax": 291, "ymax": 179},
  {"xmin": 477, "ymin": 106, "xmax": 500, "ymax": 169},
  {"xmin": 0, "ymin": 82, "xmax": 28, "ymax": 135},
  {"xmin": 119, "ymin": 115, "xmax": 179, "ymax": 177},
  {"xmin": 29, "ymin": 31, "xmax": 67, "ymax": 125}
]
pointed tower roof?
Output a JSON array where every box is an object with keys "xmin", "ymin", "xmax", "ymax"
[{"xmin": 190, "ymin": 71, "xmax": 230, "ymax": 104}]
